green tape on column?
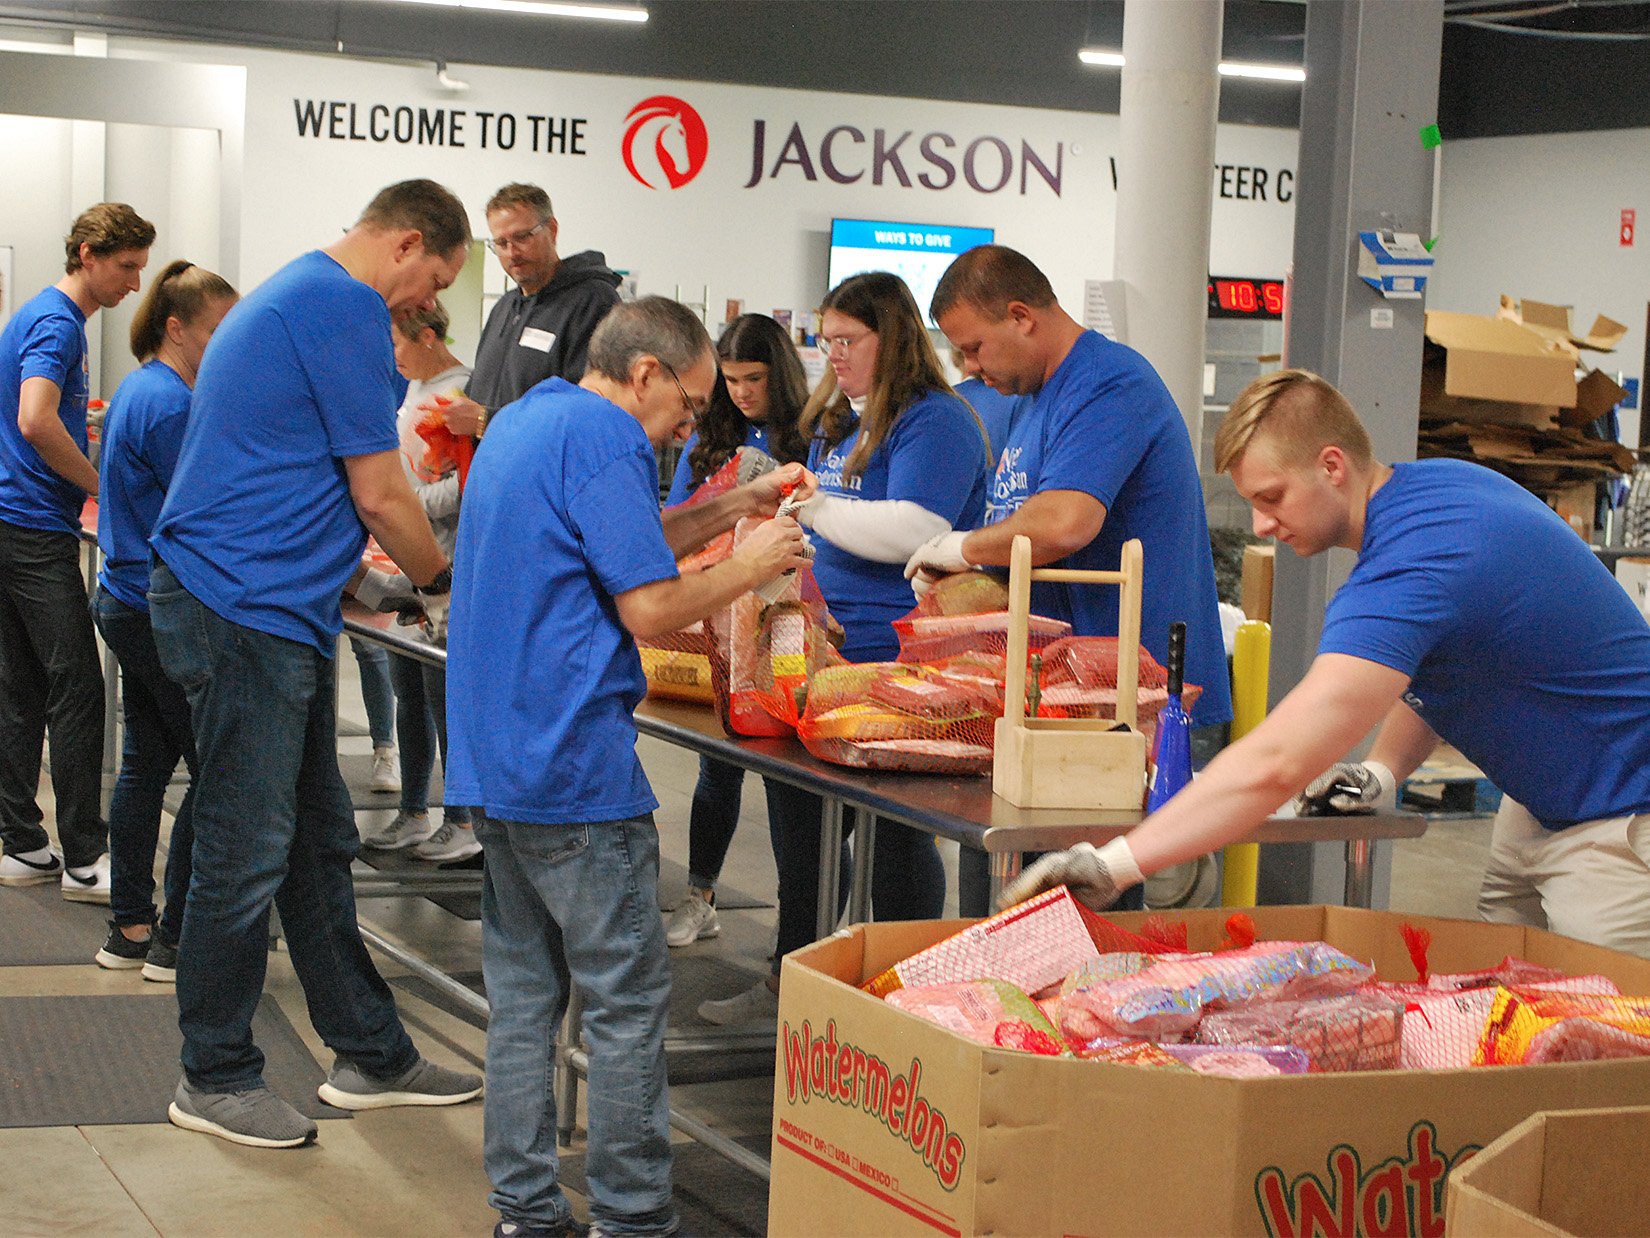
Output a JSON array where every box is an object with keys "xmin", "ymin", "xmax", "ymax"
[{"xmin": 1420, "ymin": 122, "xmax": 1443, "ymax": 149}]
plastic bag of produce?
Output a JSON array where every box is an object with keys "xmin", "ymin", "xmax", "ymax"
[
  {"xmin": 1475, "ymin": 986, "xmax": 1650, "ymax": 1065},
  {"xmin": 885, "ymin": 979, "xmax": 1069, "ymax": 1056},
  {"xmin": 1196, "ymin": 993, "xmax": 1404, "ymax": 1072},
  {"xmin": 796, "ymin": 661, "xmax": 995, "ymax": 774}
]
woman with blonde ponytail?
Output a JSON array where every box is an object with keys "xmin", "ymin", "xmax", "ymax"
[{"xmin": 91, "ymin": 259, "xmax": 236, "ymax": 979}]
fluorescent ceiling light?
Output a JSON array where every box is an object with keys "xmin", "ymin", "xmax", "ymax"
[
  {"xmin": 397, "ymin": 0, "xmax": 648, "ymax": 22},
  {"xmin": 1078, "ymin": 49, "xmax": 1305, "ymax": 82}
]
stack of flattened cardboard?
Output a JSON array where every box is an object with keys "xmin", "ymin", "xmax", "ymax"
[{"xmin": 1419, "ymin": 298, "xmax": 1635, "ymax": 532}]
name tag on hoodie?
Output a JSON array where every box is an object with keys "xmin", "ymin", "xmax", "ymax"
[{"xmin": 519, "ymin": 327, "xmax": 557, "ymax": 352}]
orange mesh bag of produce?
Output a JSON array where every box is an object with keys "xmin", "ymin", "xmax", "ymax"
[
  {"xmin": 1366, "ymin": 974, "xmax": 1622, "ymax": 1070},
  {"xmin": 414, "ymin": 400, "xmax": 475, "ymax": 491},
  {"xmin": 1474, "ymin": 986, "xmax": 1650, "ymax": 1065},
  {"xmin": 1034, "ymin": 636, "xmax": 1202, "ymax": 731},
  {"xmin": 636, "ymin": 454, "xmax": 756, "ymax": 711},
  {"xmin": 795, "ymin": 660, "xmax": 997, "ymax": 774}
]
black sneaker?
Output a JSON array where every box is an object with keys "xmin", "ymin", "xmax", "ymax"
[
  {"xmin": 495, "ymin": 1220, "xmax": 588, "ymax": 1238},
  {"xmin": 94, "ymin": 921, "xmax": 151, "ymax": 970},
  {"xmin": 142, "ymin": 936, "xmax": 179, "ymax": 983}
]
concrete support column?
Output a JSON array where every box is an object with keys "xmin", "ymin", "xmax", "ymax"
[
  {"xmin": 1258, "ymin": 0, "xmax": 1444, "ymax": 907},
  {"xmin": 1112, "ymin": 0, "xmax": 1222, "ymax": 442}
]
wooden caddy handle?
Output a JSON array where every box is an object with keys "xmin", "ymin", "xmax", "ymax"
[{"xmin": 1001, "ymin": 535, "xmax": 1144, "ymax": 730}]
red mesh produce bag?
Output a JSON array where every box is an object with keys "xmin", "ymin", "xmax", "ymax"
[
  {"xmin": 1035, "ymin": 636, "xmax": 1202, "ymax": 729},
  {"xmin": 1475, "ymin": 986, "xmax": 1650, "ymax": 1065},
  {"xmin": 1366, "ymin": 974, "xmax": 1622, "ymax": 1070},
  {"xmin": 1197, "ymin": 993, "xmax": 1405, "ymax": 1072},
  {"xmin": 795, "ymin": 660, "xmax": 996, "ymax": 774}
]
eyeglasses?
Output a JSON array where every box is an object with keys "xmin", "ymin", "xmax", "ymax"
[
  {"xmin": 660, "ymin": 360, "xmax": 709, "ymax": 421},
  {"xmin": 484, "ymin": 220, "xmax": 549, "ymax": 253},
  {"xmin": 820, "ymin": 330, "xmax": 875, "ymax": 356}
]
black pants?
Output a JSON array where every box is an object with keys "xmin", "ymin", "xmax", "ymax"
[{"xmin": 0, "ymin": 519, "xmax": 105, "ymax": 868}]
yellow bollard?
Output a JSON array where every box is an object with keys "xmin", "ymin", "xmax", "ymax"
[{"xmin": 1221, "ymin": 620, "xmax": 1271, "ymax": 907}]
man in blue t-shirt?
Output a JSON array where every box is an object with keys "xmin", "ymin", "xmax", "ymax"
[
  {"xmin": 1005, "ymin": 370, "xmax": 1650, "ymax": 959},
  {"xmin": 0, "ymin": 202, "xmax": 154, "ymax": 900},
  {"xmin": 147, "ymin": 181, "xmax": 483, "ymax": 1150},
  {"xmin": 445, "ymin": 297, "xmax": 809, "ymax": 1238}
]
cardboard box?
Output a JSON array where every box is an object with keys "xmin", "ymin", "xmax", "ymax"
[
  {"xmin": 1423, "ymin": 311, "xmax": 1578, "ymax": 410},
  {"xmin": 769, "ymin": 906, "xmax": 1650, "ymax": 1238},
  {"xmin": 1240, "ymin": 543, "xmax": 1274, "ymax": 623},
  {"xmin": 1497, "ymin": 294, "xmax": 1629, "ymax": 359},
  {"xmin": 1616, "ymin": 557, "xmax": 1650, "ymax": 620},
  {"xmin": 1564, "ymin": 368, "xmax": 1631, "ymax": 428},
  {"xmin": 1446, "ymin": 1106, "xmax": 1650, "ymax": 1236},
  {"xmin": 1548, "ymin": 480, "xmax": 1597, "ymax": 541}
]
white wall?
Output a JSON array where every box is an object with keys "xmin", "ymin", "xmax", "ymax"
[
  {"xmin": 0, "ymin": 113, "xmax": 75, "ymax": 317},
  {"xmin": 1431, "ymin": 128, "xmax": 1649, "ymax": 442}
]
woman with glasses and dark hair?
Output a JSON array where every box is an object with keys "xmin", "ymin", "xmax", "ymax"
[
  {"xmin": 662, "ymin": 313, "xmax": 811, "ymax": 947},
  {"xmin": 698, "ymin": 271, "xmax": 991, "ymax": 1024}
]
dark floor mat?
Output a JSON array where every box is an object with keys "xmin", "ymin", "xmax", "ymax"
[
  {"xmin": 0, "ymin": 881, "xmax": 113, "ymax": 966},
  {"xmin": 353, "ymin": 848, "xmax": 482, "ymax": 920},
  {"xmin": 558, "ymin": 1139, "xmax": 770, "ymax": 1237},
  {"xmin": 0, "ymin": 992, "xmax": 348, "ymax": 1127}
]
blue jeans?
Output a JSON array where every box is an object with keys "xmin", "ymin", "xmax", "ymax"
[
  {"xmin": 475, "ymin": 812, "xmax": 676, "ymax": 1236},
  {"xmin": 686, "ymin": 755, "xmax": 743, "ymax": 891},
  {"xmin": 0, "ymin": 520, "xmax": 105, "ymax": 868},
  {"xmin": 91, "ymin": 586, "xmax": 196, "ymax": 938},
  {"xmin": 387, "ymin": 652, "xmax": 467, "ymax": 822},
  {"xmin": 348, "ymin": 635, "xmax": 395, "ymax": 748},
  {"xmin": 148, "ymin": 562, "xmax": 417, "ymax": 1092}
]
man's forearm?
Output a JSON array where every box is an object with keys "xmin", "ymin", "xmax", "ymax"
[
  {"xmin": 660, "ymin": 487, "xmax": 758, "ymax": 559},
  {"xmin": 620, "ymin": 555, "xmax": 763, "ymax": 638},
  {"xmin": 21, "ymin": 413, "xmax": 98, "ymax": 495},
  {"xmin": 359, "ymin": 490, "xmax": 446, "ymax": 585},
  {"xmin": 957, "ymin": 491, "xmax": 1105, "ymax": 567},
  {"xmin": 1365, "ymin": 700, "xmax": 1439, "ymax": 784}
]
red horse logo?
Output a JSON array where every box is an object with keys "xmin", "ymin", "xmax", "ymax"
[{"xmin": 622, "ymin": 95, "xmax": 709, "ymax": 189}]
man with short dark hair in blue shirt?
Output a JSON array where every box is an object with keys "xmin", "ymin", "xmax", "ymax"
[
  {"xmin": 445, "ymin": 296, "xmax": 811, "ymax": 1238},
  {"xmin": 1006, "ymin": 370, "xmax": 1650, "ymax": 959},
  {"xmin": 0, "ymin": 202, "xmax": 155, "ymax": 901},
  {"xmin": 149, "ymin": 180, "xmax": 484, "ymax": 1150}
]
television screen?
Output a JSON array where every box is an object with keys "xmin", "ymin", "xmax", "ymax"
[{"xmin": 827, "ymin": 219, "xmax": 995, "ymax": 327}]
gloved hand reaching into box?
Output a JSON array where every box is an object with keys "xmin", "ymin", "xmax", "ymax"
[
  {"xmin": 1295, "ymin": 760, "xmax": 1395, "ymax": 816},
  {"xmin": 996, "ymin": 837, "xmax": 1145, "ymax": 912}
]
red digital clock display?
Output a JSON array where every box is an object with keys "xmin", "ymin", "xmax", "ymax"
[{"xmin": 1208, "ymin": 276, "xmax": 1285, "ymax": 320}]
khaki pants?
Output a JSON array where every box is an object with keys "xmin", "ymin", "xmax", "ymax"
[{"xmin": 1478, "ymin": 796, "xmax": 1650, "ymax": 959}]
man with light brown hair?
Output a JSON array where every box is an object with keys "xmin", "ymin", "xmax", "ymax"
[
  {"xmin": 0, "ymin": 201, "xmax": 155, "ymax": 900},
  {"xmin": 436, "ymin": 181, "xmax": 621, "ymax": 438},
  {"xmin": 1005, "ymin": 368, "xmax": 1650, "ymax": 959}
]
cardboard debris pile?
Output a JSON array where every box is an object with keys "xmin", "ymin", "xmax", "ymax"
[{"xmin": 1420, "ymin": 296, "xmax": 1635, "ymax": 523}]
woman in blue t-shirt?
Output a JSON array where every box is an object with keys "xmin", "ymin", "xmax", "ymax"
[
  {"xmin": 664, "ymin": 315, "xmax": 811, "ymax": 949},
  {"xmin": 698, "ymin": 272, "xmax": 990, "ymax": 1025},
  {"xmin": 91, "ymin": 260, "xmax": 237, "ymax": 980}
]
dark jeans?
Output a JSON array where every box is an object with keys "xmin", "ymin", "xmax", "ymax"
[
  {"xmin": 0, "ymin": 519, "xmax": 105, "ymax": 868},
  {"xmin": 388, "ymin": 652, "xmax": 467, "ymax": 822},
  {"xmin": 148, "ymin": 561, "xmax": 417, "ymax": 1092},
  {"xmin": 763, "ymin": 778, "xmax": 945, "ymax": 975},
  {"xmin": 686, "ymin": 755, "xmax": 743, "ymax": 891},
  {"xmin": 91, "ymin": 586, "xmax": 196, "ymax": 938}
]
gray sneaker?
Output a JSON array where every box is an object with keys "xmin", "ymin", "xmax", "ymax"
[
  {"xmin": 317, "ymin": 1055, "xmax": 483, "ymax": 1110},
  {"xmin": 142, "ymin": 937, "xmax": 178, "ymax": 983},
  {"xmin": 361, "ymin": 810, "xmax": 437, "ymax": 850},
  {"xmin": 167, "ymin": 1077, "xmax": 318, "ymax": 1148}
]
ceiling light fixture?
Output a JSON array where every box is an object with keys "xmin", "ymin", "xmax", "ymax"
[
  {"xmin": 398, "ymin": 0, "xmax": 648, "ymax": 23},
  {"xmin": 1078, "ymin": 48, "xmax": 1305, "ymax": 82}
]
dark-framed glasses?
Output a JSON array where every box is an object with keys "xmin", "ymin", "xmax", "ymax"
[{"xmin": 484, "ymin": 220, "xmax": 549, "ymax": 253}]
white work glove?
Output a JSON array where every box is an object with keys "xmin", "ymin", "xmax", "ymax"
[
  {"xmin": 354, "ymin": 567, "xmax": 417, "ymax": 614},
  {"xmin": 408, "ymin": 591, "xmax": 449, "ymax": 644},
  {"xmin": 903, "ymin": 530, "xmax": 973, "ymax": 598},
  {"xmin": 996, "ymin": 837, "xmax": 1145, "ymax": 913},
  {"xmin": 1295, "ymin": 760, "xmax": 1396, "ymax": 817}
]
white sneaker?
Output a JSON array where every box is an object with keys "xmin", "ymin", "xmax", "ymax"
[
  {"xmin": 370, "ymin": 746, "xmax": 401, "ymax": 793},
  {"xmin": 62, "ymin": 853, "xmax": 112, "ymax": 904},
  {"xmin": 0, "ymin": 847, "xmax": 64, "ymax": 886},
  {"xmin": 412, "ymin": 821, "xmax": 482, "ymax": 863},
  {"xmin": 665, "ymin": 888, "xmax": 720, "ymax": 948},
  {"xmin": 697, "ymin": 979, "xmax": 779, "ymax": 1026},
  {"xmin": 361, "ymin": 811, "xmax": 436, "ymax": 851}
]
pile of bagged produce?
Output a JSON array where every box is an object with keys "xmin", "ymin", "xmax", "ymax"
[{"xmin": 865, "ymin": 888, "xmax": 1650, "ymax": 1074}]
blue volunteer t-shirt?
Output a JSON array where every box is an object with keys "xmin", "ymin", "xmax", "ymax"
[
  {"xmin": 665, "ymin": 421, "xmax": 771, "ymax": 507},
  {"xmin": 1321, "ymin": 459, "xmax": 1650, "ymax": 829},
  {"xmin": 809, "ymin": 389, "xmax": 990, "ymax": 662},
  {"xmin": 151, "ymin": 251, "xmax": 400, "ymax": 653},
  {"xmin": 97, "ymin": 360, "xmax": 192, "ymax": 611},
  {"xmin": 955, "ymin": 376, "xmax": 1030, "ymax": 464},
  {"xmin": 444, "ymin": 379, "xmax": 680, "ymax": 825},
  {"xmin": 0, "ymin": 287, "xmax": 91, "ymax": 534},
  {"xmin": 985, "ymin": 331, "xmax": 1232, "ymax": 728}
]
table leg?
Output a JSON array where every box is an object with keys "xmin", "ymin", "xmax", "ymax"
[
  {"xmin": 987, "ymin": 851, "xmax": 1022, "ymax": 910},
  {"xmin": 846, "ymin": 806, "xmax": 875, "ymax": 925},
  {"xmin": 1343, "ymin": 838, "xmax": 1374, "ymax": 908},
  {"xmin": 556, "ymin": 984, "xmax": 583, "ymax": 1147},
  {"xmin": 816, "ymin": 796, "xmax": 844, "ymax": 939}
]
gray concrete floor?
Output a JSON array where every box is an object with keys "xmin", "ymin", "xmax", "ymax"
[{"xmin": 2, "ymin": 646, "xmax": 1493, "ymax": 1236}]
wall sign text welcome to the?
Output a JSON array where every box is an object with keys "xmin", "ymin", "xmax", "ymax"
[{"xmin": 293, "ymin": 99, "xmax": 588, "ymax": 154}]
